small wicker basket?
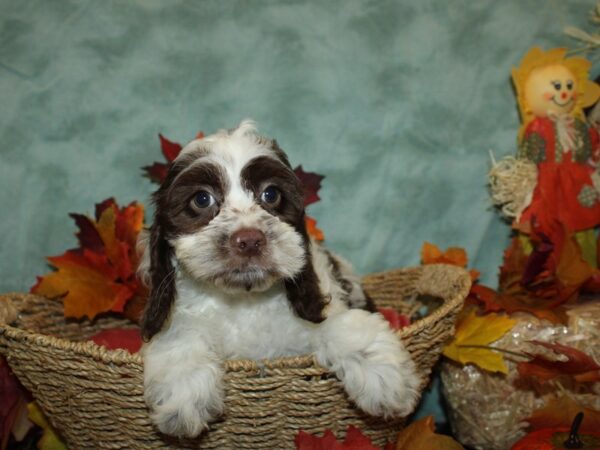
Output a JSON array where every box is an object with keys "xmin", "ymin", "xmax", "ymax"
[{"xmin": 0, "ymin": 264, "xmax": 469, "ymax": 449}]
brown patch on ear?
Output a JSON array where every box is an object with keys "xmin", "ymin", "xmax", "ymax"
[
  {"xmin": 140, "ymin": 221, "xmax": 177, "ymax": 341},
  {"xmin": 285, "ymin": 214, "xmax": 327, "ymax": 323},
  {"xmin": 270, "ymin": 139, "xmax": 293, "ymax": 169}
]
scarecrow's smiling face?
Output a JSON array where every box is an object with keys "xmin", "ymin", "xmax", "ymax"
[{"xmin": 524, "ymin": 64, "xmax": 577, "ymax": 117}]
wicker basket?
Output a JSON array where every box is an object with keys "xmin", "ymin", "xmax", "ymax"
[{"xmin": 0, "ymin": 264, "xmax": 470, "ymax": 449}]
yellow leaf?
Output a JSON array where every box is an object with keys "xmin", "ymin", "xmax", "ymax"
[
  {"xmin": 27, "ymin": 403, "xmax": 67, "ymax": 450},
  {"xmin": 443, "ymin": 308, "xmax": 516, "ymax": 374},
  {"xmin": 395, "ymin": 416, "xmax": 464, "ymax": 450}
]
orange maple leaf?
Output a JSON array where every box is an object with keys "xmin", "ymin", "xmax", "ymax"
[
  {"xmin": 32, "ymin": 200, "xmax": 146, "ymax": 320},
  {"xmin": 525, "ymin": 396, "xmax": 600, "ymax": 434},
  {"xmin": 421, "ymin": 242, "xmax": 479, "ymax": 281},
  {"xmin": 394, "ymin": 416, "xmax": 464, "ymax": 450},
  {"xmin": 305, "ymin": 216, "xmax": 324, "ymax": 241}
]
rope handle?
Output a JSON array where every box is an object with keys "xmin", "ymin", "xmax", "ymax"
[
  {"xmin": 0, "ymin": 295, "xmax": 18, "ymax": 325},
  {"xmin": 416, "ymin": 264, "xmax": 471, "ymax": 300}
]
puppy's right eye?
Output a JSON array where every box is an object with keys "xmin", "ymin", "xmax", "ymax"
[{"xmin": 191, "ymin": 190, "xmax": 215, "ymax": 209}]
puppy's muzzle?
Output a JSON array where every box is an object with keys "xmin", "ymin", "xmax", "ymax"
[{"xmin": 230, "ymin": 228, "xmax": 266, "ymax": 257}]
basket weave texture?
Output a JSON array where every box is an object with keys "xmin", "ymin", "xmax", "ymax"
[{"xmin": 0, "ymin": 264, "xmax": 470, "ymax": 450}]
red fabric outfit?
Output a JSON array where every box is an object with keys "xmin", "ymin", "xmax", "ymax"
[{"xmin": 518, "ymin": 116, "xmax": 600, "ymax": 236}]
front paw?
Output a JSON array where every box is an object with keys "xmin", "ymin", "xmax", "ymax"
[
  {"xmin": 342, "ymin": 343, "xmax": 420, "ymax": 418},
  {"xmin": 144, "ymin": 367, "xmax": 224, "ymax": 438},
  {"xmin": 316, "ymin": 309, "xmax": 420, "ymax": 418}
]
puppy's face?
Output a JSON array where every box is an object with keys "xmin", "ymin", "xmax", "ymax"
[
  {"xmin": 159, "ymin": 125, "xmax": 305, "ymax": 292},
  {"xmin": 141, "ymin": 121, "xmax": 325, "ymax": 339}
]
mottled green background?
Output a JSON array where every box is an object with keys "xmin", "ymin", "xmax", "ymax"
[{"xmin": 0, "ymin": 0, "xmax": 597, "ymax": 423}]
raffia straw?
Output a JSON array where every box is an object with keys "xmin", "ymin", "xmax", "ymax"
[{"xmin": 488, "ymin": 155, "xmax": 538, "ymax": 220}]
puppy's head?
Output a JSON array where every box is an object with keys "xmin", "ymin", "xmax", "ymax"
[{"xmin": 141, "ymin": 120, "xmax": 326, "ymax": 340}]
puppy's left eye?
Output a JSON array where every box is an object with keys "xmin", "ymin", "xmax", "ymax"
[{"xmin": 260, "ymin": 186, "xmax": 281, "ymax": 206}]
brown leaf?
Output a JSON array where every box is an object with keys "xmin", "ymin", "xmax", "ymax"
[{"xmin": 517, "ymin": 341, "xmax": 600, "ymax": 383}]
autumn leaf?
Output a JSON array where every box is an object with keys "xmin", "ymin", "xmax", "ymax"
[
  {"xmin": 142, "ymin": 134, "xmax": 185, "ymax": 183},
  {"xmin": 443, "ymin": 308, "xmax": 516, "ymax": 374},
  {"xmin": 500, "ymin": 228, "xmax": 596, "ymax": 308},
  {"xmin": 525, "ymin": 396, "xmax": 600, "ymax": 434},
  {"xmin": 1, "ymin": 357, "xmax": 31, "ymax": 450},
  {"xmin": 90, "ymin": 328, "xmax": 143, "ymax": 353},
  {"xmin": 32, "ymin": 250, "xmax": 134, "ymax": 318},
  {"xmin": 421, "ymin": 243, "xmax": 479, "ymax": 281},
  {"xmin": 378, "ymin": 308, "xmax": 411, "ymax": 331},
  {"xmin": 422, "ymin": 242, "xmax": 467, "ymax": 267},
  {"xmin": 295, "ymin": 426, "xmax": 381, "ymax": 450},
  {"xmin": 32, "ymin": 200, "xmax": 146, "ymax": 320},
  {"xmin": 517, "ymin": 341, "xmax": 600, "ymax": 383},
  {"xmin": 394, "ymin": 416, "xmax": 464, "ymax": 450},
  {"xmin": 27, "ymin": 403, "xmax": 67, "ymax": 450},
  {"xmin": 467, "ymin": 284, "xmax": 568, "ymax": 324},
  {"xmin": 69, "ymin": 213, "xmax": 104, "ymax": 253},
  {"xmin": 555, "ymin": 233, "xmax": 596, "ymax": 296},
  {"xmin": 305, "ymin": 216, "xmax": 324, "ymax": 241},
  {"xmin": 294, "ymin": 165, "xmax": 325, "ymax": 207}
]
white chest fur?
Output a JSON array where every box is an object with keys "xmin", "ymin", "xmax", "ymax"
[{"xmin": 172, "ymin": 276, "xmax": 316, "ymax": 360}]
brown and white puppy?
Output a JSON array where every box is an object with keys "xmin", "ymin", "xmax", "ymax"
[{"xmin": 139, "ymin": 120, "xmax": 419, "ymax": 437}]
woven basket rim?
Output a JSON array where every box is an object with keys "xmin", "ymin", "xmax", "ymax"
[{"xmin": 0, "ymin": 263, "xmax": 470, "ymax": 373}]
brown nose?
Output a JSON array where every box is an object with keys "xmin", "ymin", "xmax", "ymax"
[{"xmin": 230, "ymin": 228, "xmax": 266, "ymax": 256}]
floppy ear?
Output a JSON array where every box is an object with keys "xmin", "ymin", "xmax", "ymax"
[
  {"xmin": 140, "ymin": 221, "xmax": 177, "ymax": 341},
  {"xmin": 284, "ymin": 212, "xmax": 327, "ymax": 323}
]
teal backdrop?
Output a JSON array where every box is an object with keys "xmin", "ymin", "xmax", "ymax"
[{"xmin": 1, "ymin": 0, "xmax": 597, "ymax": 425}]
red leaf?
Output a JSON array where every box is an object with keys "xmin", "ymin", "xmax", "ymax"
[
  {"xmin": 159, "ymin": 134, "xmax": 183, "ymax": 162},
  {"xmin": 468, "ymin": 283, "xmax": 568, "ymax": 324},
  {"xmin": 378, "ymin": 308, "xmax": 411, "ymax": 330},
  {"xmin": 517, "ymin": 341, "xmax": 600, "ymax": 383},
  {"xmin": 69, "ymin": 213, "xmax": 104, "ymax": 253},
  {"xmin": 90, "ymin": 328, "xmax": 143, "ymax": 353},
  {"xmin": 0, "ymin": 357, "xmax": 30, "ymax": 450},
  {"xmin": 295, "ymin": 426, "xmax": 380, "ymax": 450},
  {"xmin": 294, "ymin": 165, "xmax": 324, "ymax": 207},
  {"xmin": 94, "ymin": 197, "xmax": 117, "ymax": 221},
  {"xmin": 296, "ymin": 429, "xmax": 343, "ymax": 450},
  {"xmin": 142, "ymin": 162, "xmax": 169, "ymax": 184},
  {"xmin": 344, "ymin": 426, "xmax": 381, "ymax": 449}
]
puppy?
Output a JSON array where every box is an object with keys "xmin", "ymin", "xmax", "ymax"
[{"xmin": 139, "ymin": 120, "xmax": 419, "ymax": 437}]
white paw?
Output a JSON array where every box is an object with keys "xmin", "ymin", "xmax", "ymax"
[
  {"xmin": 316, "ymin": 309, "xmax": 420, "ymax": 418},
  {"xmin": 144, "ymin": 365, "xmax": 224, "ymax": 438}
]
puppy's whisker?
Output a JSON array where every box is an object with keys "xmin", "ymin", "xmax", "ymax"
[{"xmin": 153, "ymin": 268, "xmax": 177, "ymax": 301}]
